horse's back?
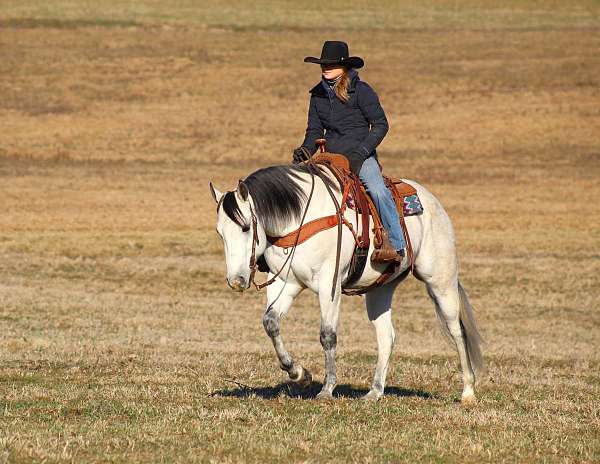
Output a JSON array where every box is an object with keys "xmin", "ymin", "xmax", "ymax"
[
  {"xmin": 402, "ymin": 179, "xmax": 458, "ymax": 284},
  {"xmin": 402, "ymin": 179, "xmax": 455, "ymax": 240},
  {"xmin": 345, "ymin": 178, "xmax": 456, "ymax": 289}
]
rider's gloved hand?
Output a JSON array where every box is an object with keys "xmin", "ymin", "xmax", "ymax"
[
  {"xmin": 346, "ymin": 149, "xmax": 367, "ymax": 175},
  {"xmin": 292, "ymin": 147, "xmax": 310, "ymax": 164}
]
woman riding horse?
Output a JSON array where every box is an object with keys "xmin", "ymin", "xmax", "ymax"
[
  {"xmin": 209, "ymin": 40, "xmax": 483, "ymax": 403},
  {"xmin": 293, "ymin": 40, "xmax": 405, "ymax": 264}
]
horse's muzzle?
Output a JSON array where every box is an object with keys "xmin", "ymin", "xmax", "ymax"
[{"xmin": 227, "ymin": 276, "xmax": 247, "ymax": 292}]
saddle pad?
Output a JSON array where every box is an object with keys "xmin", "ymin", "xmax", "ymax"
[
  {"xmin": 403, "ymin": 193, "xmax": 423, "ymax": 216},
  {"xmin": 345, "ymin": 191, "xmax": 423, "ymax": 217}
]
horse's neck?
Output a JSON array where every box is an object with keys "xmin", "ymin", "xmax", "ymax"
[{"xmin": 264, "ymin": 170, "xmax": 341, "ymax": 238}]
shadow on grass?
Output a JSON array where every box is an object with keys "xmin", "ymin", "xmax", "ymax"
[{"xmin": 211, "ymin": 382, "xmax": 436, "ymax": 400}]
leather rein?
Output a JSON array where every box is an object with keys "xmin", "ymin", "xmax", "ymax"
[
  {"xmin": 217, "ymin": 155, "xmax": 415, "ymax": 298},
  {"xmin": 249, "ymin": 160, "xmax": 317, "ymax": 292},
  {"xmin": 218, "ymin": 156, "xmax": 344, "ymax": 300}
]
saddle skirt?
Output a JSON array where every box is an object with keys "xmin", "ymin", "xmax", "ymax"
[{"xmin": 266, "ymin": 153, "xmax": 424, "ymax": 295}]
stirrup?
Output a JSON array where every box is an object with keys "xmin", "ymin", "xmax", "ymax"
[{"xmin": 371, "ymin": 234, "xmax": 402, "ymax": 264}]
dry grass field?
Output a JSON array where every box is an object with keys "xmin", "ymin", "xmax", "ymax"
[{"xmin": 1, "ymin": 1, "xmax": 599, "ymax": 462}]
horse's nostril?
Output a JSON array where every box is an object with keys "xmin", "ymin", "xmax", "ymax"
[{"xmin": 228, "ymin": 276, "xmax": 247, "ymax": 291}]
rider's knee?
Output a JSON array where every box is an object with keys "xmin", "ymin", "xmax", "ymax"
[{"xmin": 367, "ymin": 182, "xmax": 388, "ymax": 199}]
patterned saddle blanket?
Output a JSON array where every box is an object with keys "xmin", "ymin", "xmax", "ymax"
[{"xmin": 345, "ymin": 184, "xmax": 423, "ymax": 217}]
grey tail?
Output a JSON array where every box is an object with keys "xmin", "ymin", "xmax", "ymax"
[
  {"xmin": 458, "ymin": 281, "xmax": 484, "ymax": 376},
  {"xmin": 430, "ymin": 281, "xmax": 485, "ymax": 378}
]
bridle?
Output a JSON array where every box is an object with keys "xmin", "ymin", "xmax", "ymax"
[
  {"xmin": 217, "ymin": 154, "xmax": 343, "ymax": 300},
  {"xmin": 216, "ymin": 193, "xmax": 266, "ymax": 290},
  {"xmin": 247, "ymin": 204, "xmax": 262, "ymax": 289},
  {"xmin": 248, "ymin": 162, "xmax": 316, "ymax": 291}
]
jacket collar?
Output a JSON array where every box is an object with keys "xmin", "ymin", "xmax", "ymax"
[{"xmin": 309, "ymin": 69, "xmax": 360, "ymax": 97}]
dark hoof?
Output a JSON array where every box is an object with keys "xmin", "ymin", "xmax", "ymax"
[{"xmin": 292, "ymin": 368, "xmax": 312, "ymax": 389}]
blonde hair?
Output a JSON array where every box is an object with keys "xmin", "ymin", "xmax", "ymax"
[{"xmin": 334, "ymin": 68, "xmax": 350, "ymax": 103}]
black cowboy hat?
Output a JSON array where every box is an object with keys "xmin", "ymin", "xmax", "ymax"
[{"xmin": 304, "ymin": 41, "xmax": 364, "ymax": 69}]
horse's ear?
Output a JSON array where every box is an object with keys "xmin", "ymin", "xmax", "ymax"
[
  {"xmin": 209, "ymin": 182, "xmax": 223, "ymax": 204},
  {"xmin": 237, "ymin": 180, "xmax": 249, "ymax": 202}
]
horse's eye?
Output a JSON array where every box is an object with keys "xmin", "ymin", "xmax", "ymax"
[{"xmin": 242, "ymin": 224, "xmax": 250, "ymax": 233}]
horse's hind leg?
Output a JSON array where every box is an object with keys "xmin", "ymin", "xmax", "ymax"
[
  {"xmin": 262, "ymin": 277, "xmax": 311, "ymax": 387},
  {"xmin": 425, "ymin": 279, "xmax": 478, "ymax": 404},
  {"xmin": 363, "ymin": 282, "xmax": 398, "ymax": 401}
]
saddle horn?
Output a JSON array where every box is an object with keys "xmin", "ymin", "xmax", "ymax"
[{"xmin": 316, "ymin": 138, "xmax": 327, "ymax": 153}]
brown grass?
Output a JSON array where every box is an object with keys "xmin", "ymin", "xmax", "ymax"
[{"xmin": 0, "ymin": 1, "xmax": 599, "ymax": 462}]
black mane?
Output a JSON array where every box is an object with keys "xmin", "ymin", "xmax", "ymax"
[{"xmin": 221, "ymin": 164, "xmax": 337, "ymax": 232}]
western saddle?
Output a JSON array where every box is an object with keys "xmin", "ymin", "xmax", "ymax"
[{"xmin": 267, "ymin": 149, "xmax": 420, "ymax": 296}]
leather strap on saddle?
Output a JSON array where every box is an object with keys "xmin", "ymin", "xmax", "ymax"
[
  {"xmin": 386, "ymin": 177, "xmax": 416, "ymax": 274},
  {"xmin": 267, "ymin": 152, "xmax": 417, "ymax": 295},
  {"xmin": 311, "ymin": 153, "xmax": 370, "ymax": 251},
  {"xmin": 270, "ymin": 153, "xmax": 369, "ymax": 250},
  {"xmin": 267, "ymin": 215, "xmax": 338, "ymax": 248}
]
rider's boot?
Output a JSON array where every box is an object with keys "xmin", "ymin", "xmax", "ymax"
[{"xmin": 371, "ymin": 231, "xmax": 404, "ymax": 264}]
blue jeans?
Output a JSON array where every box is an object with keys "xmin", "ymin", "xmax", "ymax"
[{"xmin": 358, "ymin": 157, "xmax": 406, "ymax": 250}]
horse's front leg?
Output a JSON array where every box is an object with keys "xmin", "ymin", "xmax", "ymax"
[
  {"xmin": 262, "ymin": 277, "xmax": 311, "ymax": 387},
  {"xmin": 316, "ymin": 271, "xmax": 341, "ymax": 400}
]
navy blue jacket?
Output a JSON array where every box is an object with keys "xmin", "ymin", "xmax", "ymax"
[{"xmin": 301, "ymin": 69, "xmax": 389, "ymax": 170}]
